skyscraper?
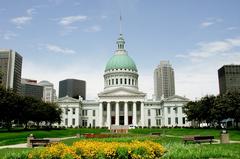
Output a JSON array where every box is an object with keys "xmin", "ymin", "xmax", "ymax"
[
  {"xmin": 0, "ymin": 49, "xmax": 22, "ymax": 93},
  {"xmin": 38, "ymin": 80, "xmax": 56, "ymax": 102},
  {"xmin": 218, "ymin": 65, "xmax": 240, "ymax": 94},
  {"xmin": 154, "ymin": 61, "xmax": 175, "ymax": 99},
  {"xmin": 21, "ymin": 78, "xmax": 43, "ymax": 100},
  {"xmin": 59, "ymin": 79, "xmax": 86, "ymax": 100}
]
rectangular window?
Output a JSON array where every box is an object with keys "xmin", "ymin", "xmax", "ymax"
[
  {"xmin": 156, "ymin": 109, "xmax": 161, "ymax": 116},
  {"xmin": 82, "ymin": 120, "xmax": 88, "ymax": 127},
  {"xmin": 72, "ymin": 108, "xmax": 75, "ymax": 115},
  {"xmin": 72, "ymin": 118, "xmax": 75, "ymax": 126},
  {"xmin": 116, "ymin": 79, "xmax": 118, "ymax": 84},
  {"xmin": 82, "ymin": 110, "xmax": 88, "ymax": 116},
  {"xmin": 148, "ymin": 119, "xmax": 151, "ymax": 127},
  {"xmin": 93, "ymin": 110, "xmax": 95, "ymax": 116},
  {"xmin": 148, "ymin": 109, "xmax": 151, "ymax": 116},
  {"xmin": 124, "ymin": 78, "xmax": 127, "ymax": 84},
  {"xmin": 93, "ymin": 119, "xmax": 95, "ymax": 127},
  {"xmin": 183, "ymin": 117, "xmax": 186, "ymax": 124},
  {"xmin": 175, "ymin": 117, "xmax": 178, "ymax": 124},
  {"xmin": 120, "ymin": 78, "xmax": 122, "ymax": 84},
  {"xmin": 168, "ymin": 107, "xmax": 171, "ymax": 114},
  {"xmin": 65, "ymin": 118, "xmax": 68, "ymax": 125},
  {"xmin": 168, "ymin": 117, "xmax": 171, "ymax": 125},
  {"xmin": 128, "ymin": 79, "xmax": 131, "ymax": 85},
  {"xmin": 156, "ymin": 119, "xmax": 161, "ymax": 126}
]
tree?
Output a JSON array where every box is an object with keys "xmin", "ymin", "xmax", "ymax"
[
  {"xmin": 222, "ymin": 91, "xmax": 240, "ymax": 128},
  {"xmin": 183, "ymin": 100, "xmax": 202, "ymax": 127},
  {"xmin": 0, "ymin": 86, "xmax": 19, "ymax": 130}
]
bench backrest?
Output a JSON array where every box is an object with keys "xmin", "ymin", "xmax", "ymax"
[
  {"xmin": 30, "ymin": 139, "xmax": 50, "ymax": 143},
  {"xmin": 194, "ymin": 136, "xmax": 214, "ymax": 140}
]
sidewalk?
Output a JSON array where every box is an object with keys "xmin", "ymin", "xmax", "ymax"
[{"xmin": 0, "ymin": 136, "xmax": 76, "ymax": 149}]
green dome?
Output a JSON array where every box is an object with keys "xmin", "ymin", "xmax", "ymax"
[{"xmin": 105, "ymin": 54, "xmax": 137, "ymax": 72}]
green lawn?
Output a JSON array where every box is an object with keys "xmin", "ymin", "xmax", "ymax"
[
  {"xmin": 129, "ymin": 128, "xmax": 240, "ymax": 140},
  {"xmin": 0, "ymin": 128, "xmax": 109, "ymax": 146},
  {"xmin": 0, "ymin": 128, "xmax": 239, "ymax": 146},
  {"xmin": 1, "ymin": 136, "xmax": 240, "ymax": 159}
]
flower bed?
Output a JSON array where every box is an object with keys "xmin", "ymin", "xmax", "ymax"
[{"xmin": 27, "ymin": 140, "xmax": 165, "ymax": 159}]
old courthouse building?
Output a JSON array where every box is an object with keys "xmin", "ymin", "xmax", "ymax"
[{"xmin": 57, "ymin": 34, "xmax": 190, "ymax": 128}]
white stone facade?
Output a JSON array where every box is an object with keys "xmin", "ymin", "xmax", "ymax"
[
  {"xmin": 57, "ymin": 34, "xmax": 191, "ymax": 128},
  {"xmin": 57, "ymin": 95, "xmax": 190, "ymax": 128}
]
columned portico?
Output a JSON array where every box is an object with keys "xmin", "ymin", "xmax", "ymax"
[{"xmin": 99, "ymin": 100, "xmax": 144, "ymax": 127}]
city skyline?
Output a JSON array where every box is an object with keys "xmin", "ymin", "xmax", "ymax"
[{"xmin": 1, "ymin": 0, "xmax": 240, "ymax": 100}]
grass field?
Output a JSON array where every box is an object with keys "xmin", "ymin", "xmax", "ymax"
[
  {"xmin": 1, "ymin": 128, "xmax": 240, "ymax": 146},
  {"xmin": 1, "ymin": 128, "xmax": 240, "ymax": 158},
  {"xmin": 0, "ymin": 128, "xmax": 109, "ymax": 146},
  {"xmin": 129, "ymin": 128, "xmax": 240, "ymax": 140}
]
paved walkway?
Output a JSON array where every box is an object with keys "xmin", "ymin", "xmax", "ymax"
[{"xmin": 0, "ymin": 136, "xmax": 76, "ymax": 149}]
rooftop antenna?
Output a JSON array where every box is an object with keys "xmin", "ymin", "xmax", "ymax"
[{"xmin": 119, "ymin": 11, "xmax": 122, "ymax": 35}]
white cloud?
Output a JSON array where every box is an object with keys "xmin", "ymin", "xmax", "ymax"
[
  {"xmin": 201, "ymin": 22, "xmax": 214, "ymax": 27},
  {"xmin": 26, "ymin": 8, "xmax": 36, "ymax": 15},
  {"xmin": 59, "ymin": 15, "xmax": 87, "ymax": 26},
  {"xmin": 175, "ymin": 37, "xmax": 240, "ymax": 99},
  {"xmin": 200, "ymin": 18, "xmax": 223, "ymax": 28},
  {"xmin": 11, "ymin": 16, "xmax": 32, "ymax": 28},
  {"xmin": 227, "ymin": 26, "xmax": 238, "ymax": 30},
  {"xmin": 2, "ymin": 31, "xmax": 17, "ymax": 40},
  {"xmin": 84, "ymin": 25, "xmax": 101, "ymax": 32},
  {"xmin": 46, "ymin": 44, "xmax": 76, "ymax": 55},
  {"xmin": 176, "ymin": 37, "xmax": 240, "ymax": 61}
]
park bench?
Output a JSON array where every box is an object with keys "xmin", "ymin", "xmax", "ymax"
[
  {"xmin": 183, "ymin": 135, "xmax": 214, "ymax": 144},
  {"xmin": 29, "ymin": 139, "xmax": 50, "ymax": 148}
]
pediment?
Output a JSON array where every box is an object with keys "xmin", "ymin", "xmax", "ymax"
[
  {"xmin": 164, "ymin": 95, "xmax": 189, "ymax": 102},
  {"xmin": 98, "ymin": 87, "xmax": 146, "ymax": 97},
  {"xmin": 57, "ymin": 96, "xmax": 80, "ymax": 103}
]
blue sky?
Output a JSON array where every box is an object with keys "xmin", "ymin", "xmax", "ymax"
[{"xmin": 1, "ymin": 0, "xmax": 240, "ymax": 99}]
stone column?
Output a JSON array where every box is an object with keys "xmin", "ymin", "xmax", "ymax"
[
  {"xmin": 124, "ymin": 102, "xmax": 128, "ymax": 125},
  {"xmin": 99, "ymin": 102, "xmax": 103, "ymax": 127},
  {"xmin": 107, "ymin": 102, "xmax": 111, "ymax": 128},
  {"xmin": 132, "ymin": 102, "xmax": 137, "ymax": 126},
  {"xmin": 115, "ymin": 102, "xmax": 119, "ymax": 125},
  {"xmin": 141, "ymin": 102, "xmax": 144, "ymax": 127}
]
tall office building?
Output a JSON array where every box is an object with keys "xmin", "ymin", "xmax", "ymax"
[
  {"xmin": 0, "ymin": 49, "xmax": 22, "ymax": 93},
  {"xmin": 218, "ymin": 65, "xmax": 240, "ymax": 94},
  {"xmin": 38, "ymin": 80, "xmax": 56, "ymax": 102},
  {"xmin": 154, "ymin": 60, "xmax": 175, "ymax": 99},
  {"xmin": 21, "ymin": 78, "xmax": 43, "ymax": 100},
  {"xmin": 59, "ymin": 79, "xmax": 86, "ymax": 99}
]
